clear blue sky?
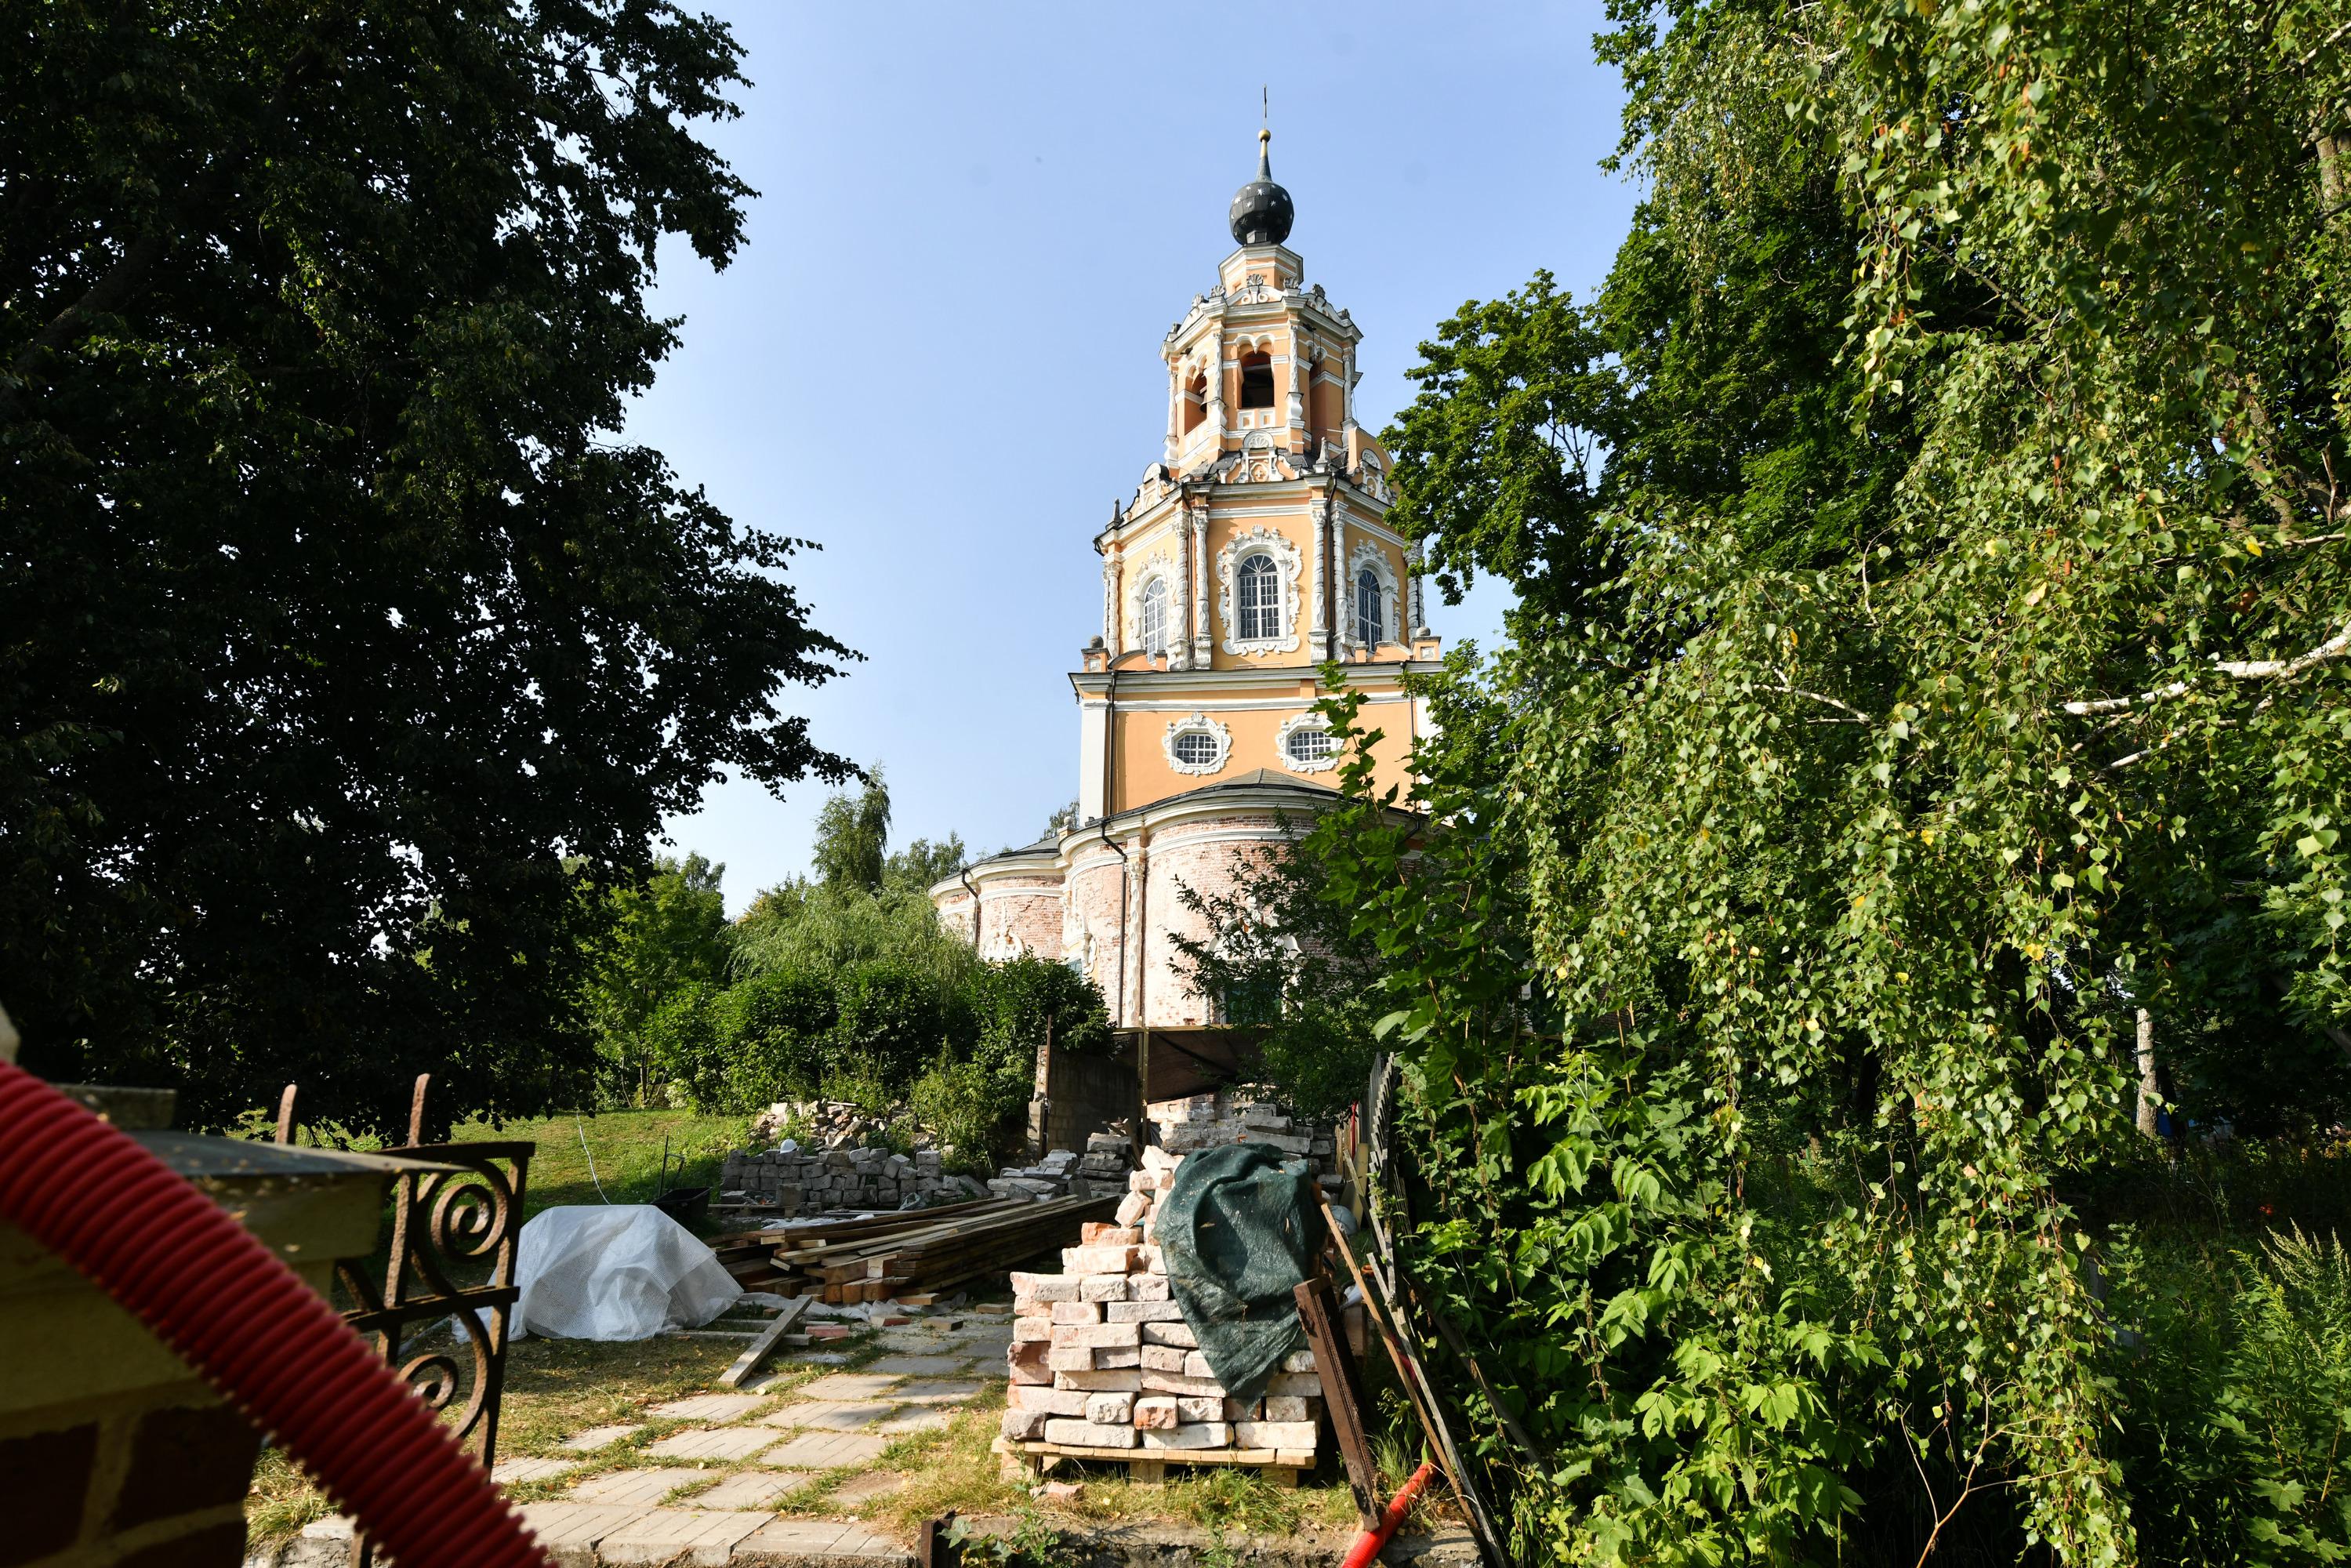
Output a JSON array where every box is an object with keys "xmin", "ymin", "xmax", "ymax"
[{"xmin": 633, "ymin": 3, "xmax": 1638, "ymax": 913}]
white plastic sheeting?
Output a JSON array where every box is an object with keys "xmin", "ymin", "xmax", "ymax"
[{"xmin": 513, "ymin": 1205, "xmax": 741, "ymax": 1341}]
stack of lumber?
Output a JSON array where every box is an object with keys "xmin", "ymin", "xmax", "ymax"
[{"xmin": 709, "ymin": 1193, "xmax": 1119, "ymax": 1304}]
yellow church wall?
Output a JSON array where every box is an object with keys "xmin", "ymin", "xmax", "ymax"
[{"xmin": 1105, "ymin": 686, "xmax": 1420, "ymax": 815}]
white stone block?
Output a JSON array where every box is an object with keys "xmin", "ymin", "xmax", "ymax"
[
  {"xmin": 1133, "ymin": 1396, "xmax": 1179, "ymax": 1430},
  {"xmin": 1131, "ymin": 1273, "xmax": 1173, "ymax": 1302},
  {"xmin": 1049, "ymin": 1300, "xmax": 1101, "ymax": 1325},
  {"xmin": 1045, "ymin": 1417, "xmax": 1137, "ymax": 1449},
  {"xmin": 1142, "ymin": 1321, "xmax": 1197, "ymax": 1348},
  {"xmin": 1047, "ymin": 1345, "xmax": 1095, "ymax": 1372},
  {"xmin": 1054, "ymin": 1368, "xmax": 1143, "ymax": 1392},
  {"xmin": 1056, "ymin": 1322, "xmax": 1141, "ymax": 1349},
  {"xmin": 1139, "ymin": 1370, "xmax": 1225, "ymax": 1398},
  {"xmin": 1010, "ymin": 1385, "xmax": 1090, "ymax": 1415},
  {"xmin": 1182, "ymin": 1351, "xmax": 1214, "ymax": 1379},
  {"xmin": 1079, "ymin": 1273, "xmax": 1130, "ymax": 1303},
  {"xmin": 1141, "ymin": 1422, "xmax": 1232, "ymax": 1449},
  {"xmin": 1262, "ymin": 1372, "xmax": 1321, "ymax": 1398},
  {"xmin": 1177, "ymin": 1396, "xmax": 1223, "ymax": 1424},
  {"xmin": 1262, "ymin": 1396, "xmax": 1312, "ymax": 1422},
  {"xmin": 1235, "ymin": 1421, "xmax": 1319, "ymax": 1450},
  {"xmin": 1094, "ymin": 1346, "xmax": 1141, "ymax": 1368},
  {"xmin": 1003, "ymin": 1408, "xmax": 1048, "ymax": 1440},
  {"xmin": 1013, "ymin": 1317, "xmax": 1053, "ymax": 1341},
  {"xmin": 1106, "ymin": 1299, "xmax": 1185, "ymax": 1324},
  {"xmin": 1062, "ymin": 1245, "xmax": 1137, "ymax": 1275},
  {"xmin": 1281, "ymin": 1348, "xmax": 1317, "ymax": 1373},
  {"xmin": 1141, "ymin": 1344, "xmax": 1188, "ymax": 1373},
  {"xmin": 1010, "ymin": 1272, "xmax": 1079, "ymax": 1304},
  {"xmin": 1115, "ymin": 1191, "xmax": 1151, "ymax": 1225},
  {"xmin": 1086, "ymin": 1392, "xmax": 1135, "ymax": 1425}
]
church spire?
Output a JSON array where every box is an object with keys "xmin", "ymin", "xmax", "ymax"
[{"xmin": 1228, "ymin": 127, "xmax": 1293, "ymax": 246}]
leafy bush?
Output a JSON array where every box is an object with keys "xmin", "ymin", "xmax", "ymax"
[
  {"xmin": 722, "ymin": 971, "xmax": 837, "ymax": 1105},
  {"xmin": 638, "ymin": 982, "xmax": 726, "ymax": 1112},
  {"xmin": 829, "ymin": 960, "xmax": 955, "ymax": 1091},
  {"xmin": 2110, "ymin": 1228, "xmax": 2351, "ymax": 1565}
]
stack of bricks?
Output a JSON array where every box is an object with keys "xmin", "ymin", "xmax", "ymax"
[{"xmin": 997, "ymin": 1096, "xmax": 1331, "ymax": 1474}]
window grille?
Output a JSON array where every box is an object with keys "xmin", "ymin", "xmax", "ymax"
[
  {"xmin": 1237, "ymin": 553, "xmax": 1280, "ymax": 641},
  {"xmin": 1355, "ymin": 567, "xmax": 1384, "ymax": 647},
  {"xmin": 1284, "ymin": 726, "xmax": 1337, "ymax": 765},
  {"xmin": 1172, "ymin": 730, "xmax": 1218, "ymax": 768}
]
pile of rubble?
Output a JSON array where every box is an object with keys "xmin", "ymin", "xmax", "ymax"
[
  {"xmin": 746, "ymin": 1099, "xmax": 892, "ymax": 1149},
  {"xmin": 987, "ymin": 1130, "xmax": 1133, "ymax": 1203},
  {"xmin": 997, "ymin": 1092, "xmax": 1339, "ymax": 1468},
  {"xmin": 719, "ymin": 1141, "xmax": 986, "ymax": 1217}
]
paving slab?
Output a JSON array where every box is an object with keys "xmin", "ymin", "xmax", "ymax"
[
  {"xmin": 557, "ymin": 1423, "xmax": 642, "ymax": 1452},
  {"xmin": 646, "ymin": 1425, "xmax": 779, "ymax": 1461},
  {"xmin": 492, "ymin": 1455, "xmax": 580, "ymax": 1485},
  {"xmin": 695, "ymin": 1471, "xmax": 809, "ymax": 1510},
  {"xmin": 512, "ymin": 1501, "xmax": 650, "ymax": 1567},
  {"xmin": 648, "ymin": 1392, "xmax": 771, "ymax": 1423},
  {"xmin": 886, "ymin": 1378, "xmax": 988, "ymax": 1406},
  {"xmin": 873, "ymin": 1410, "xmax": 950, "ymax": 1436},
  {"xmin": 760, "ymin": 1431, "xmax": 894, "ymax": 1469},
  {"xmin": 796, "ymin": 1373, "xmax": 904, "ymax": 1401},
  {"xmin": 735, "ymin": 1519, "xmax": 913, "ymax": 1566},
  {"xmin": 571, "ymin": 1467, "xmax": 709, "ymax": 1507},
  {"xmin": 597, "ymin": 1506, "xmax": 770, "ymax": 1565},
  {"xmin": 861, "ymin": 1354, "xmax": 967, "ymax": 1376},
  {"xmin": 760, "ymin": 1399, "xmax": 895, "ymax": 1432}
]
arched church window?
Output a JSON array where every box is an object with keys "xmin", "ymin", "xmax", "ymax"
[
  {"xmin": 1138, "ymin": 577, "xmax": 1169, "ymax": 655},
  {"xmin": 1239, "ymin": 350, "xmax": 1275, "ymax": 410},
  {"xmin": 1237, "ymin": 553, "xmax": 1281, "ymax": 641},
  {"xmin": 1181, "ymin": 372, "xmax": 1208, "ymax": 435},
  {"xmin": 1355, "ymin": 566, "xmax": 1384, "ymax": 647}
]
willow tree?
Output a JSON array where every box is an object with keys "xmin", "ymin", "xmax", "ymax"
[{"xmin": 1342, "ymin": 2, "xmax": 2351, "ymax": 1561}]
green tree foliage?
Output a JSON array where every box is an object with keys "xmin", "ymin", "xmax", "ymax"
[
  {"xmin": 0, "ymin": 2, "xmax": 851, "ymax": 1136},
  {"xmin": 1335, "ymin": 1, "xmax": 2351, "ymax": 1561},
  {"xmin": 812, "ymin": 771, "xmax": 894, "ymax": 891},
  {"xmin": 583, "ymin": 853, "xmax": 731, "ymax": 1103},
  {"xmin": 723, "ymin": 971, "xmax": 838, "ymax": 1105}
]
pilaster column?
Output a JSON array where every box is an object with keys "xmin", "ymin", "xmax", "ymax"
[
  {"xmin": 1103, "ymin": 551, "xmax": 1122, "ymax": 656},
  {"xmin": 1205, "ymin": 332, "xmax": 1227, "ymax": 450},
  {"xmin": 1409, "ymin": 544, "xmax": 1429, "ymax": 636},
  {"xmin": 1309, "ymin": 494, "xmax": 1329, "ymax": 662},
  {"xmin": 1286, "ymin": 332, "xmax": 1306, "ymax": 434},
  {"xmin": 1163, "ymin": 355, "xmax": 1181, "ymax": 466},
  {"xmin": 1170, "ymin": 521, "xmax": 1192, "ymax": 671},
  {"xmin": 1190, "ymin": 503, "xmax": 1211, "ymax": 667},
  {"xmin": 1333, "ymin": 506, "xmax": 1351, "ymax": 657}
]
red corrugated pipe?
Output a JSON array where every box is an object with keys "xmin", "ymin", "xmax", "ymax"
[
  {"xmin": 0, "ymin": 1060, "xmax": 552, "ymax": 1568},
  {"xmin": 1340, "ymin": 1459, "xmax": 1438, "ymax": 1568}
]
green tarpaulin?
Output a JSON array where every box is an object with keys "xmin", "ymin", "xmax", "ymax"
[{"xmin": 1155, "ymin": 1141, "xmax": 1327, "ymax": 1404}]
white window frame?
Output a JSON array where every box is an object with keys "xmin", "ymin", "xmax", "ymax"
[
  {"xmin": 1125, "ymin": 552, "xmax": 1181, "ymax": 658},
  {"xmin": 1163, "ymin": 712, "xmax": 1232, "ymax": 776},
  {"xmin": 1276, "ymin": 712, "xmax": 1341, "ymax": 774},
  {"xmin": 1215, "ymin": 524, "xmax": 1302, "ymax": 656},
  {"xmin": 1345, "ymin": 539, "xmax": 1401, "ymax": 654}
]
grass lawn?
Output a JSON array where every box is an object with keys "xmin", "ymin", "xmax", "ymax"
[{"xmin": 446, "ymin": 1107, "xmax": 759, "ymax": 1222}]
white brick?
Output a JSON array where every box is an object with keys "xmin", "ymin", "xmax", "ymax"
[
  {"xmin": 1131, "ymin": 1274, "xmax": 1172, "ymax": 1303},
  {"xmin": 1010, "ymin": 1272, "xmax": 1079, "ymax": 1304},
  {"xmin": 1094, "ymin": 1346, "xmax": 1141, "ymax": 1368},
  {"xmin": 1010, "ymin": 1385, "xmax": 1090, "ymax": 1416},
  {"xmin": 1127, "ymin": 1172, "xmax": 1154, "ymax": 1193},
  {"xmin": 1079, "ymin": 1274, "xmax": 1130, "ymax": 1303},
  {"xmin": 1139, "ymin": 1370, "xmax": 1225, "ymax": 1398},
  {"xmin": 1182, "ymin": 1352, "xmax": 1214, "ymax": 1379},
  {"xmin": 1115, "ymin": 1192, "xmax": 1150, "ymax": 1225},
  {"xmin": 1056, "ymin": 1322, "xmax": 1141, "ymax": 1349},
  {"xmin": 1054, "ymin": 1369, "xmax": 1143, "ymax": 1392},
  {"xmin": 1141, "ymin": 1345, "xmax": 1188, "ymax": 1373},
  {"xmin": 1281, "ymin": 1348, "xmax": 1317, "ymax": 1374},
  {"xmin": 1047, "ymin": 1345, "xmax": 1096, "ymax": 1372},
  {"xmin": 1049, "ymin": 1300, "xmax": 1101, "ymax": 1325},
  {"xmin": 1013, "ymin": 1317, "xmax": 1053, "ymax": 1341},
  {"xmin": 1045, "ymin": 1418, "xmax": 1137, "ymax": 1450},
  {"xmin": 1141, "ymin": 1322, "xmax": 1197, "ymax": 1348},
  {"xmin": 1003, "ymin": 1408, "xmax": 1048, "ymax": 1440},
  {"xmin": 1140, "ymin": 1245, "xmax": 1167, "ymax": 1274},
  {"xmin": 1106, "ymin": 1299, "xmax": 1185, "ymax": 1324},
  {"xmin": 1062, "ymin": 1245, "xmax": 1137, "ymax": 1275},
  {"xmin": 1177, "ymin": 1396, "xmax": 1223, "ymax": 1424},
  {"xmin": 1133, "ymin": 1396, "xmax": 1179, "ymax": 1430},
  {"xmin": 1086, "ymin": 1392, "xmax": 1135, "ymax": 1425},
  {"xmin": 1141, "ymin": 1422, "xmax": 1232, "ymax": 1449},
  {"xmin": 1263, "ymin": 1372, "xmax": 1321, "ymax": 1398},
  {"xmin": 1235, "ymin": 1421, "xmax": 1319, "ymax": 1450},
  {"xmin": 1262, "ymin": 1396, "xmax": 1312, "ymax": 1422}
]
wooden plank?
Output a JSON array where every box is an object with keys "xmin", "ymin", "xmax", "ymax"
[
  {"xmin": 991, "ymin": 1438, "xmax": 1313, "ymax": 1471},
  {"xmin": 719, "ymin": 1294, "xmax": 811, "ymax": 1388},
  {"xmin": 1295, "ymin": 1275, "xmax": 1380, "ymax": 1530}
]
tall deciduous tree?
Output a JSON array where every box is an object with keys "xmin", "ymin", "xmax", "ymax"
[
  {"xmin": 0, "ymin": 2, "xmax": 851, "ymax": 1136},
  {"xmin": 1343, "ymin": 1, "xmax": 2351, "ymax": 1561}
]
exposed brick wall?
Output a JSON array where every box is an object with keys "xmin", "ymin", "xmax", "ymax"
[{"xmin": 0, "ymin": 1389, "xmax": 259, "ymax": 1568}]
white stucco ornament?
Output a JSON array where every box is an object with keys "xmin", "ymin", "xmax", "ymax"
[
  {"xmin": 1215, "ymin": 524, "xmax": 1302, "ymax": 656},
  {"xmin": 1275, "ymin": 711, "xmax": 1341, "ymax": 774},
  {"xmin": 1163, "ymin": 712, "xmax": 1232, "ymax": 775}
]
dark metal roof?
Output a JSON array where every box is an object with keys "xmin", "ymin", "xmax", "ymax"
[{"xmin": 1228, "ymin": 130, "xmax": 1294, "ymax": 246}]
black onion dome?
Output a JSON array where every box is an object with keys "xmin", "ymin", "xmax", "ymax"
[{"xmin": 1228, "ymin": 129, "xmax": 1294, "ymax": 246}]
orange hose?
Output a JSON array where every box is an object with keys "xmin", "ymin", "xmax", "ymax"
[
  {"xmin": 0, "ymin": 1061, "xmax": 552, "ymax": 1567},
  {"xmin": 1341, "ymin": 1458, "xmax": 1437, "ymax": 1568}
]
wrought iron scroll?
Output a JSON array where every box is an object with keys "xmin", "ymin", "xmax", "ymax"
[{"xmin": 333, "ymin": 1137, "xmax": 533, "ymax": 1568}]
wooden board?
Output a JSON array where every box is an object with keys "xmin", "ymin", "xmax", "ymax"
[
  {"xmin": 992, "ymin": 1436, "xmax": 1313, "ymax": 1478},
  {"xmin": 719, "ymin": 1294, "xmax": 811, "ymax": 1388}
]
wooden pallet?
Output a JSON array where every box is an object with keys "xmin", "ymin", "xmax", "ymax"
[{"xmin": 991, "ymin": 1436, "xmax": 1314, "ymax": 1486}]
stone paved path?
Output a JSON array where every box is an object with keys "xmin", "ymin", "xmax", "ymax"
[{"xmin": 513, "ymin": 1307, "xmax": 1008, "ymax": 1566}]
